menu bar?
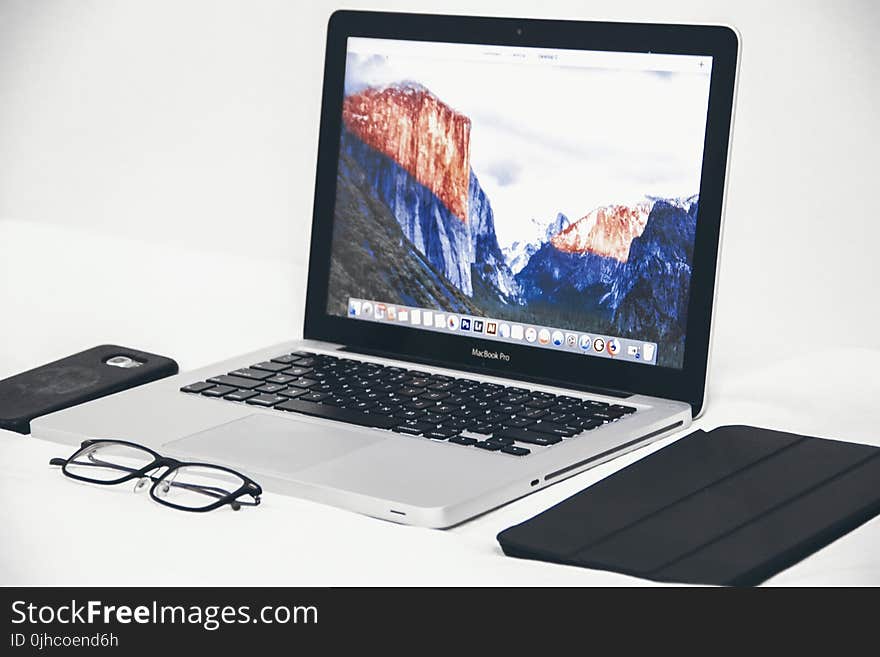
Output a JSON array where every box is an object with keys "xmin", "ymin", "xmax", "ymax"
[
  {"xmin": 347, "ymin": 37, "xmax": 713, "ymax": 74},
  {"xmin": 348, "ymin": 298, "xmax": 658, "ymax": 366}
]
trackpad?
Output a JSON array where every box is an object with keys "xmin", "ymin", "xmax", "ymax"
[{"xmin": 162, "ymin": 414, "xmax": 385, "ymax": 477}]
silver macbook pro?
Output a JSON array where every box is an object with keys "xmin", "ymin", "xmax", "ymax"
[{"xmin": 32, "ymin": 11, "xmax": 739, "ymax": 528}]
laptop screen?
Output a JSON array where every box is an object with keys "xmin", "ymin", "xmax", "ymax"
[{"xmin": 326, "ymin": 36, "xmax": 712, "ymax": 370}]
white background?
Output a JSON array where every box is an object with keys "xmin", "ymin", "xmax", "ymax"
[{"xmin": 1, "ymin": 0, "xmax": 879, "ymax": 586}]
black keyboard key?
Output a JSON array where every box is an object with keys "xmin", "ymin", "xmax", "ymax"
[
  {"xmin": 395, "ymin": 409, "xmax": 427, "ymax": 420},
  {"xmin": 548, "ymin": 413, "xmax": 574, "ymax": 424},
  {"xmin": 424, "ymin": 429, "xmax": 459, "ymax": 440},
  {"xmin": 497, "ymin": 405, "xmax": 523, "ymax": 416},
  {"xmin": 474, "ymin": 441, "xmax": 502, "ymax": 451},
  {"xmin": 270, "ymin": 354, "xmax": 302, "ymax": 364},
  {"xmin": 300, "ymin": 391, "xmax": 332, "ymax": 403},
  {"xmin": 229, "ymin": 368, "xmax": 273, "ymax": 381},
  {"xmin": 284, "ymin": 366, "xmax": 314, "ymax": 377},
  {"xmin": 505, "ymin": 417, "xmax": 535, "ymax": 428},
  {"xmin": 525, "ymin": 398, "xmax": 554, "ymax": 409},
  {"xmin": 278, "ymin": 387, "xmax": 307, "ymax": 399},
  {"xmin": 501, "ymin": 445, "xmax": 531, "ymax": 457},
  {"xmin": 246, "ymin": 394, "xmax": 286, "ymax": 407},
  {"xmin": 288, "ymin": 378, "xmax": 318, "ymax": 389},
  {"xmin": 404, "ymin": 399, "xmax": 435, "ymax": 411},
  {"xmin": 402, "ymin": 420, "xmax": 436, "ymax": 432},
  {"xmin": 251, "ymin": 361, "xmax": 290, "ymax": 373},
  {"xmin": 393, "ymin": 426, "xmax": 423, "ymax": 436},
  {"xmin": 530, "ymin": 421, "xmax": 578, "ymax": 437},
  {"xmin": 449, "ymin": 436, "xmax": 478, "ymax": 446},
  {"xmin": 353, "ymin": 400, "xmax": 378, "ymax": 411},
  {"xmin": 181, "ymin": 382, "xmax": 214, "ymax": 393},
  {"xmin": 208, "ymin": 375, "xmax": 264, "ymax": 390},
  {"xmin": 489, "ymin": 436, "xmax": 515, "ymax": 446},
  {"xmin": 493, "ymin": 427, "xmax": 562, "ymax": 446},
  {"xmin": 397, "ymin": 387, "xmax": 426, "ymax": 397},
  {"xmin": 265, "ymin": 373, "xmax": 297, "ymax": 385},
  {"xmin": 225, "ymin": 389, "xmax": 259, "ymax": 402},
  {"xmin": 519, "ymin": 408, "xmax": 549, "ymax": 420},
  {"xmin": 569, "ymin": 418, "xmax": 603, "ymax": 431},
  {"xmin": 591, "ymin": 409, "xmax": 624, "ymax": 422},
  {"xmin": 294, "ymin": 358, "xmax": 316, "ymax": 367},
  {"xmin": 202, "ymin": 385, "xmax": 236, "ymax": 397},
  {"xmin": 371, "ymin": 405, "xmax": 398, "ymax": 416},
  {"xmin": 256, "ymin": 383, "xmax": 286, "ymax": 394},
  {"xmin": 422, "ymin": 391, "xmax": 450, "ymax": 402},
  {"xmin": 609, "ymin": 404, "xmax": 637, "ymax": 415},
  {"xmin": 469, "ymin": 423, "xmax": 497, "ymax": 435},
  {"xmin": 439, "ymin": 417, "xmax": 468, "ymax": 430},
  {"xmin": 275, "ymin": 399, "xmax": 400, "ymax": 429}
]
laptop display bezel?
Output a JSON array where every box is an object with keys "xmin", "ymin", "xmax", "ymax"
[{"xmin": 303, "ymin": 10, "xmax": 738, "ymax": 416}]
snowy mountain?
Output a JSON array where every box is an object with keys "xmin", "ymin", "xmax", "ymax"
[{"xmin": 502, "ymin": 213, "xmax": 571, "ymax": 275}]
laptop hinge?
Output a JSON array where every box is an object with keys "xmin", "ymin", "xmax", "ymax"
[{"xmin": 339, "ymin": 345, "xmax": 632, "ymax": 399}]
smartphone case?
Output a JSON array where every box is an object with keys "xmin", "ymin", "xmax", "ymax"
[
  {"xmin": 497, "ymin": 425, "xmax": 880, "ymax": 586},
  {"xmin": 0, "ymin": 345, "xmax": 178, "ymax": 434}
]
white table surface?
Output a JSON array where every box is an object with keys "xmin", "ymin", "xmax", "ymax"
[{"xmin": 2, "ymin": 0, "xmax": 879, "ymax": 586}]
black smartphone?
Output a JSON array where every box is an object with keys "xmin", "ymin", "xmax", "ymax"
[{"xmin": 0, "ymin": 345, "xmax": 178, "ymax": 434}]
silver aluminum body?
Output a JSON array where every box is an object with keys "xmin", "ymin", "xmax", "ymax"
[{"xmin": 32, "ymin": 339, "xmax": 690, "ymax": 528}]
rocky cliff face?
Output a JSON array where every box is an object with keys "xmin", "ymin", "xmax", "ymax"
[
  {"xmin": 339, "ymin": 83, "xmax": 518, "ymax": 303},
  {"xmin": 342, "ymin": 83, "xmax": 472, "ymax": 223},
  {"xmin": 339, "ymin": 127, "xmax": 474, "ymax": 295},
  {"xmin": 609, "ymin": 199, "xmax": 699, "ymax": 345},
  {"xmin": 468, "ymin": 171, "xmax": 520, "ymax": 303},
  {"xmin": 550, "ymin": 202, "xmax": 653, "ymax": 262},
  {"xmin": 328, "ymin": 144, "xmax": 480, "ymax": 316}
]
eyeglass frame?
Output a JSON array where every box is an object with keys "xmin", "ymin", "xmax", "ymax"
[{"xmin": 50, "ymin": 439, "xmax": 262, "ymax": 512}]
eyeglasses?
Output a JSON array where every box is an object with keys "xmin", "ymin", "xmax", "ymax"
[{"xmin": 50, "ymin": 439, "xmax": 262, "ymax": 512}]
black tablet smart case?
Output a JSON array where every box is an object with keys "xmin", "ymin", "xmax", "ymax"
[{"xmin": 497, "ymin": 426, "xmax": 880, "ymax": 585}]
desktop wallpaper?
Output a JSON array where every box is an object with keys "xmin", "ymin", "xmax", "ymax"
[{"xmin": 327, "ymin": 44, "xmax": 711, "ymax": 368}]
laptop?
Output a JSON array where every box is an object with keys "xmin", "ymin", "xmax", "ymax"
[{"xmin": 31, "ymin": 11, "xmax": 739, "ymax": 528}]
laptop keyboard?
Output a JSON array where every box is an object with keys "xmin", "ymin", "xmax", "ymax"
[{"xmin": 180, "ymin": 351, "xmax": 637, "ymax": 457}]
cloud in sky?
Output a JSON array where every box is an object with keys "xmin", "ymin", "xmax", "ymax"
[
  {"xmin": 343, "ymin": 48, "xmax": 711, "ymax": 247},
  {"xmin": 485, "ymin": 159, "xmax": 522, "ymax": 187}
]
